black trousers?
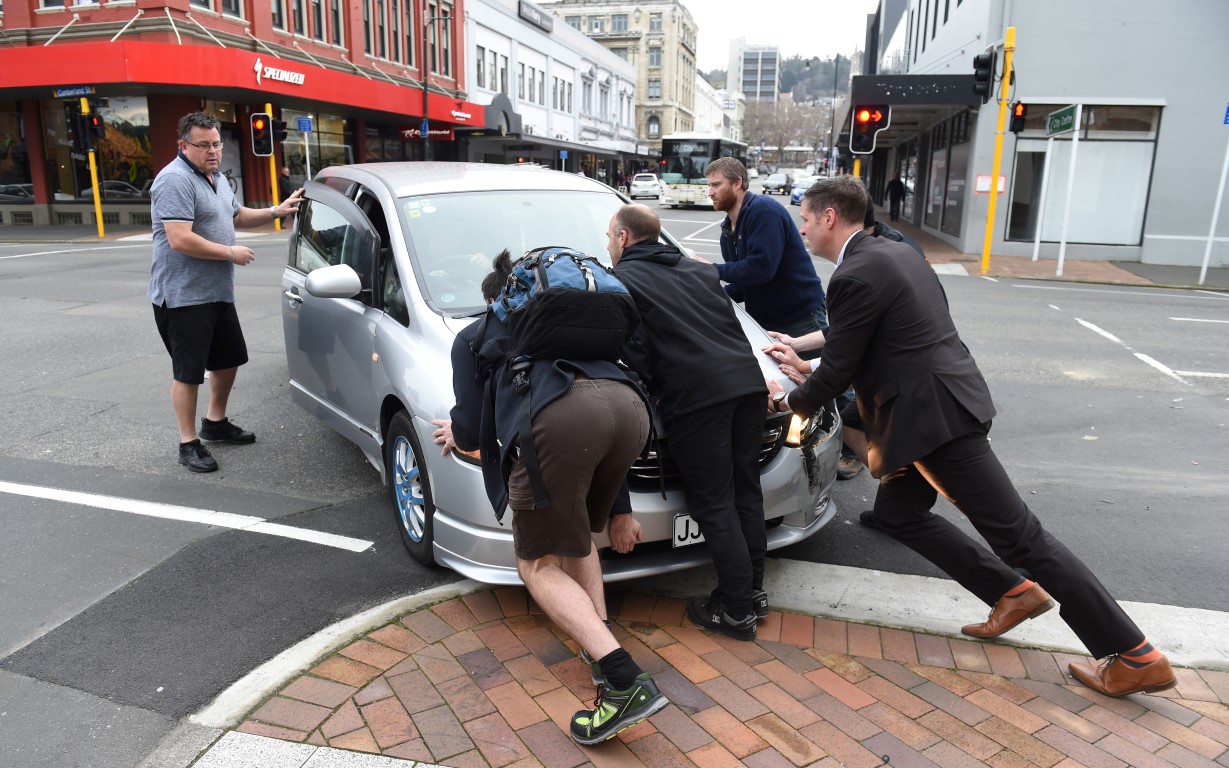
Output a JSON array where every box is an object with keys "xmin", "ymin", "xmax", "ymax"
[
  {"xmin": 668, "ymin": 393, "xmax": 768, "ymax": 619},
  {"xmin": 872, "ymin": 421, "xmax": 1144, "ymax": 660}
]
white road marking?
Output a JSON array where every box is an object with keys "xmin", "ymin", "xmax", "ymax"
[
  {"xmin": 1134, "ymin": 353, "xmax": 1189, "ymax": 384},
  {"xmin": 0, "ymin": 245, "xmax": 136, "ymax": 260},
  {"xmin": 1049, "ymin": 304, "xmax": 1062, "ymax": 311},
  {"xmin": 680, "ymin": 219, "xmax": 723, "ymax": 240},
  {"xmin": 1170, "ymin": 317, "xmax": 1229, "ymax": 323},
  {"xmin": 1075, "ymin": 318, "xmax": 1123, "ymax": 343},
  {"xmin": 1196, "ymin": 289, "xmax": 1229, "ymax": 298},
  {"xmin": 0, "ymin": 480, "xmax": 372, "ymax": 552},
  {"xmin": 980, "ymin": 275, "xmax": 999, "ymax": 282},
  {"xmin": 1175, "ymin": 370, "xmax": 1229, "ymax": 379}
]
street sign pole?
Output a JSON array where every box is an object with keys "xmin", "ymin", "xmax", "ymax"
[
  {"xmin": 1055, "ymin": 103, "xmax": 1082, "ymax": 277},
  {"xmin": 80, "ymin": 97, "xmax": 105, "ymax": 238},
  {"xmin": 1201, "ymin": 130, "xmax": 1229, "ymax": 286},
  {"xmin": 980, "ymin": 26, "xmax": 1016, "ymax": 276},
  {"xmin": 1031, "ymin": 136, "xmax": 1055, "ymax": 261}
]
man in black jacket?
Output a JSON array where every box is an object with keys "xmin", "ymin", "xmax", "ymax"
[
  {"xmin": 607, "ymin": 203, "xmax": 769, "ymax": 641},
  {"xmin": 766, "ymin": 176, "xmax": 1174, "ymax": 698}
]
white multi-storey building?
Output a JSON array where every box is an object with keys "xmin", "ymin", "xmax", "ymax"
[{"xmin": 728, "ymin": 39, "xmax": 780, "ymax": 103}]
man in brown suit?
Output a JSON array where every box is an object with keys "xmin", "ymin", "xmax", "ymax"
[{"xmin": 764, "ymin": 176, "xmax": 1174, "ymax": 698}]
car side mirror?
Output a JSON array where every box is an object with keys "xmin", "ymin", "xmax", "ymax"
[{"xmin": 304, "ymin": 263, "xmax": 362, "ymax": 299}]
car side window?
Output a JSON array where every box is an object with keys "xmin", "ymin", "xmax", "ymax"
[
  {"xmin": 295, "ymin": 199, "xmax": 372, "ymax": 297},
  {"xmin": 354, "ymin": 187, "xmax": 409, "ymax": 326}
]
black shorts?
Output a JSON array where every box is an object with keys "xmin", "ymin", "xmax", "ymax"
[
  {"xmin": 840, "ymin": 398, "xmax": 863, "ymax": 432},
  {"xmin": 153, "ymin": 301, "xmax": 249, "ymax": 385}
]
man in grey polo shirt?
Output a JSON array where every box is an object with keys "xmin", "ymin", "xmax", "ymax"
[{"xmin": 149, "ymin": 111, "xmax": 303, "ymax": 472}]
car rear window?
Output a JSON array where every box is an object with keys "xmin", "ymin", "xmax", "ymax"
[{"xmin": 634, "ymin": 174, "xmax": 656, "ymax": 182}]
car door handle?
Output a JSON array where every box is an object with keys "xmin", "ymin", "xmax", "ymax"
[{"xmin": 284, "ymin": 289, "xmax": 303, "ymax": 306}]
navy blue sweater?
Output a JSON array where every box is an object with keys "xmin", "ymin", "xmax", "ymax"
[{"xmin": 717, "ymin": 191, "xmax": 826, "ymax": 329}]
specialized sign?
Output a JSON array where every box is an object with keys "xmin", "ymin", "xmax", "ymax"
[
  {"xmin": 400, "ymin": 125, "xmax": 455, "ymax": 140},
  {"xmin": 53, "ymin": 86, "xmax": 95, "ymax": 98},
  {"xmin": 1046, "ymin": 105, "xmax": 1078, "ymax": 137},
  {"xmin": 297, "ymin": 116, "xmax": 313, "ymax": 132},
  {"xmin": 254, "ymin": 57, "xmax": 306, "ymax": 87}
]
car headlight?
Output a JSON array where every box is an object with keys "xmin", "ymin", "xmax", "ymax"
[{"xmin": 785, "ymin": 412, "xmax": 819, "ymax": 448}]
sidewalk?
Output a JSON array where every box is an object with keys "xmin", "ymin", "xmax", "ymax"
[{"xmin": 180, "ymin": 583, "xmax": 1229, "ymax": 768}]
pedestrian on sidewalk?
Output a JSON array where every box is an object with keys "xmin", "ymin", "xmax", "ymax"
[
  {"xmin": 432, "ymin": 250, "xmax": 667, "ymax": 744},
  {"xmin": 764, "ymin": 176, "xmax": 1175, "ymax": 698},
  {"xmin": 886, "ymin": 174, "xmax": 906, "ymax": 222},
  {"xmin": 608, "ymin": 203, "xmax": 768, "ymax": 642},
  {"xmin": 148, "ymin": 111, "xmax": 304, "ymax": 473}
]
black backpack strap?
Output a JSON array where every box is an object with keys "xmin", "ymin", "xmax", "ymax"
[{"xmin": 509, "ymin": 358, "xmax": 551, "ymax": 510}]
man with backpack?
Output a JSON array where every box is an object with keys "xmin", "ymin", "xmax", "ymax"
[
  {"xmin": 432, "ymin": 249, "xmax": 668, "ymax": 745},
  {"xmin": 607, "ymin": 204, "xmax": 770, "ymax": 641}
]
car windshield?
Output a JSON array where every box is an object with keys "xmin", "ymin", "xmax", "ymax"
[
  {"xmin": 767, "ymin": 174, "xmax": 787, "ymax": 183},
  {"xmin": 402, "ymin": 189, "xmax": 625, "ymax": 315}
]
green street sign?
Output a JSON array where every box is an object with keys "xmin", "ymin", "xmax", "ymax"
[{"xmin": 1047, "ymin": 105, "xmax": 1078, "ymax": 136}]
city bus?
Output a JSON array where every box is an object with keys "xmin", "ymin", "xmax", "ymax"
[{"xmin": 658, "ymin": 133, "xmax": 749, "ymax": 208}]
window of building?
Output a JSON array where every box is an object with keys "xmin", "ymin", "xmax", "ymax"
[
  {"xmin": 537, "ymin": 71, "xmax": 545, "ymax": 105},
  {"xmin": 529, "ymin": 66, "xmax": 537, "ymax": 103},
  {"xmin": 611, "ymin": 47, "xmax": 628, "ymax": 61},
  {"xmin": 189, "ymin": 0, "xmax": 209, "ymax": 8},
  {"xmin": 567, "ymin": 83, "xmax": 573, "ymax": 113},
  {"xmin": 363, "ymin": 0, "xmax": 372, "ymax": 54},
  {"xmin": 41, "ymin": 96, "xmax": 154, "ymax": 204},
  {"xmin": 565, "ymin": 15, "xmax": 581, "ymax": 30},
  {"xmin": 612, "ymin": 13, "xmax": 627, "ymax": 32},
  {"xmin": 488, "ymin": 49, "xmax": 498, "ymax": 91},
  {"xmin": 375, "ymin": 0, "xmax": 387, "ymax": 57},
  {"xmin": 331, "ymin": 0, "xmax": 343, "ymax": 45},
  {"xmin": 519, "ymin": 63, "xmax": 526, "ymax": 99},
  {"xmin": 293, "ymin": 0, "xmax": 306, "ymax": 34},
  {"xmin": 311, "ymin": 0, "xmax": 324, "ymax": 40},
  {"xmin": 272, "ymin": 0, "xmax": 285, "ymax": 30},
  {"xmin": 583, "ymin": 81, "xmax": 592, "ymax": 114},
  {"xmin": 403, "ymin": 5, "xmax": 415, "ymax": 64},
  {"xmin": 648, "ymin": 46, "xmax": 661, "ymax": 68},
  {"xmin": 428, "ymin": 2, "xmax": 438, "ymax": 73},
  {"xmin": 390, "ymin": 0, "xmax": 400, "ymax": 58},
  {"xmin": 552, "ymin": 77, "xmax": 559, "ymax": 109},
  {"xmin": 649, "ymin": 12, "xmax": 662, "ymax": 31},
  {"xmin": 1006, "ymin": 105, "xmax": 1160, "ymax": 246},
  {"xmin": 476, "ymin": 46, "xmax": 486, "ymax": 88},
  {"xmin": 647, "ymin": 115, "xmax": 660, "ymax": 138},
  {"xmin": 591, "ymin": 16, "xmax": 604, "ymax": 33},
  {"xmin": 648, "ymin": 78, "xmax": 661, "ymax": 99},
  {"xmin": 440, "ymin": 4, "xmax": 452, "ymax": 76},
  {"xmin": 600, "ymin": 87, "xmax": 609, "ymax": 120},
  {"xmin": 221, "ymin": 0, "xmax": 241, "ymax": 16}
]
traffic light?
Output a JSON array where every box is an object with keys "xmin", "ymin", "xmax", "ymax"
[
  {"xmin": 272, "ymin": 119, "xmax": 289, "ymax": 143},
  {"xmin": 972, "ymin": 50, "xmax": 996, "ymax": 104},
  {"xmin": 86, "ymin": 113, "xmax": 106, "ymax": 140},
  {"xmin": 1009, "ymin": 102, "xmax": 1027, "ymax": 134},
  {"xmin": 251, "ymin": 112, "xmax": 273, "ymax": 156},
  {"xmin": 850, "ymin": 104, "xmax": 890, "ymax": 154}
]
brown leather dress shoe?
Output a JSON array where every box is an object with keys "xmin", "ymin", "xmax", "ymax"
[
  {"xmin": 961, "ymin": 583, "xmax": 1054, "ymax": 638},
  {"xmin": 1068, "ymin": 655, "xmax": 1177, "ymax": 697}
]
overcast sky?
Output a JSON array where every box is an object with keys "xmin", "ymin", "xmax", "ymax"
[{"xmin": 682, "ymin": 0, "xmax": 881, "ymax": 72}]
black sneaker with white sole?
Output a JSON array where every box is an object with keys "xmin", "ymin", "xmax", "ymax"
[
  {"xmin": 752, "ymin": 589, "xmax": 770, "ymax": 619},
  {"xmin": 686, "ymin": 597, "xmax": 756, "ymax": 641},
  {"xmin": 199, "ymin": 417, "xmax": 256, "ymax": 445}
]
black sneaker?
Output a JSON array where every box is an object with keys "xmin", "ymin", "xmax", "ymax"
[
  {"xmin": 752, "ymin": 590, "xmax": 770, "ymax": 619},
  {"xmin": 569, "ymin": 673, "xmax": 668, "ymax": 745},
  {"xmin": 199, "ymin": 417, "xmax": 256, "ymax": 445},
  {"xmin": 578, "ymin": 648, "xmax": 606, "ymax": 686},
  {"xmin": 179, "ymin": 440, "xmax": 218, "ymax": 473},
  {"xmin": 837, "ymin": 455, "xmax": 865, "ymax": 480},
  {"xmin": 686, "ymin": 597, "xmax": 756, "ymax": 641}
]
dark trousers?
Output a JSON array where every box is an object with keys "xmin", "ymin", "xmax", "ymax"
[
  {"xmin": 872, "ymin": 421, "xmax": 1144, "ymax": 659},
  {"xmin": 889, "ymin": 198, "xmax": 902, "ymax": 221},
  {"xmin": 668, "ymin": 393, "xmax": 768, "ymax": 619}
]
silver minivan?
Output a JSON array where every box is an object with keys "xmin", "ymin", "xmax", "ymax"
[{"xmin": 281, "ymin": 162, "xmax": 840, "ymax": 585}]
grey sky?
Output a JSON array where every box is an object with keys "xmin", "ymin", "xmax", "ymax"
[{"xmin": 681, "ymin": 0, "xmax": 880, "ymax": 71}]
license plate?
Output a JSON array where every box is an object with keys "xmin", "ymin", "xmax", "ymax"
[{"xmin": 672, "ymin": 513, "xmax": 705, "ymax": 548}]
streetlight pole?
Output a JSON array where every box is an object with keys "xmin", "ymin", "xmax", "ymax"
[
  {"xmin": 828, "ymin": 54, "xmax": 839, "ymax": 176},
  {"xmin": 420, "ymin": 2, "xmax": 448, "ymax": 161}
]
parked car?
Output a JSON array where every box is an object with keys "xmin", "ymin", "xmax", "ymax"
[
  {"xmin": 281, "ymin": 162, "xmax": 841, "ymax": 585},
  {"xmin": 790, "ymin": 175, "xmax": 819, "ymax": 206},
  {"xmin": 747, "ymin": 168, "xmax": 760, "ymax": 179},
  {"xmin": 0, "ymin": 183, "xmax": 35, "ymax": 203},
  {"xmin": 78, "ymin": 180, "xmax": 146, "ymax": 201},
  {"xmin": 761, "ymin": 173, "xmax": 792, "ymax": 195},
  {"xmin": 629, "ymin": 172, "xmax": 662, "ymax": 199}
]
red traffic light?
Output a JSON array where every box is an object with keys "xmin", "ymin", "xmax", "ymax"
[
  {"xmin": 1013, "ymin": 103, "xmax": 1026, "ymax": 117},
  {"xmin": 251, "ymin": 112, "xmax": 273, "ymax": 156},
  {"xmin": 1009, "ymin": 102, "xmax": 1028, "ymax": 134},
  {"xmin": 253, "ymin": 117, "xmax": 266, "ymax": 130}
]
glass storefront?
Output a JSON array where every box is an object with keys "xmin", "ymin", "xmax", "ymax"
[
  {"xmin": 280, "ymin": 110, "xmax": 353, "ymax": 186},
  {"xmin": 1006, "ymin": 106, "xmax": 1160, "ymax": 245},
  {"xmin": 0, "ymin": 105, "xmax": 33, "ymax": 201},
  {"xmin": 40, "ymin": 96, "xmax": 155, "ymax": 203}
]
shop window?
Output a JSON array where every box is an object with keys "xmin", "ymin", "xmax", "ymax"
[
  {"xmin": 41, "ymin": 96, "xmax": 154, "ymax": 204},
  {"xmin": 1006, "ymin": 105, "xmax": 1160, "ymax": 246},
  {"xmin": 0, "ymin": 110, "xmax": 33, "ymax": 193}
]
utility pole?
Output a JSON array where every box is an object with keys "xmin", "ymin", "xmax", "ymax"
[
  {"xmin": 421, "ymin": 1, "xmax": 431, "ymax": 161},
  {"xmin": 980, "ymin": 27, "xmax": 1016, "ymax": 276},
  {"xmin": 829, "ymin": 54, "xmax": 840, "ymax": 176}
]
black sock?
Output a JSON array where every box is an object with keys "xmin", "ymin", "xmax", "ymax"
[{"xmin": 598, "ymin": 648, "xmax": 641, "ymax": 691}]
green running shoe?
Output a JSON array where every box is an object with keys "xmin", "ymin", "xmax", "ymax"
[
  {"xmin": 578, "ymin": 648, "xmax": 606, "ymax": 686},
  {"xmin": 569, "ymin": 673, "xmax": 668, "ymax": 745}
]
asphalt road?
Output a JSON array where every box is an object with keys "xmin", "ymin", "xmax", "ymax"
[{"xmin": 0, "ymin": 202, "xmax": 1226, "ymax": 766}]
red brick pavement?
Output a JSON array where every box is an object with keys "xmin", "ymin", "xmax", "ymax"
[{"xmin": 236, "ymin": 589, "xmax": 1229, "ymax": 767}]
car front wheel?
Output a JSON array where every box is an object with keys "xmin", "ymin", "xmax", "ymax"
[{"xmin": 386, "ymin": 410, "xmax": 436, "ymax": 565}]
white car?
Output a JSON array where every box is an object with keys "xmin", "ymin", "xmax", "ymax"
[
  {"xmin": 280, "ymin": 162, "xmax": 842, "ymax": 584},
  {"xmin": 629, "ymin": 173, "xmax": 662, "ymax": 199},
  {"xmin": 747, "ymin": 168, "xmax": 760, "ymax": 179}
]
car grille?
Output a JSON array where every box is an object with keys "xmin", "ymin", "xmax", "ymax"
[{"xmin": 626, "ymin": 412, "xmax": 794, "ymax": 491}]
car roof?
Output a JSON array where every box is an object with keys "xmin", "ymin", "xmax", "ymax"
[{"xmin": 316, "ymin": 161, "xmax": 613, "ymax": 198}]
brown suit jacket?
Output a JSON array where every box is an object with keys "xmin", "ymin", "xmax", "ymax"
[{"xmin": 790, "ymin": 230, "xmax": 996, "ymax": 477}]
